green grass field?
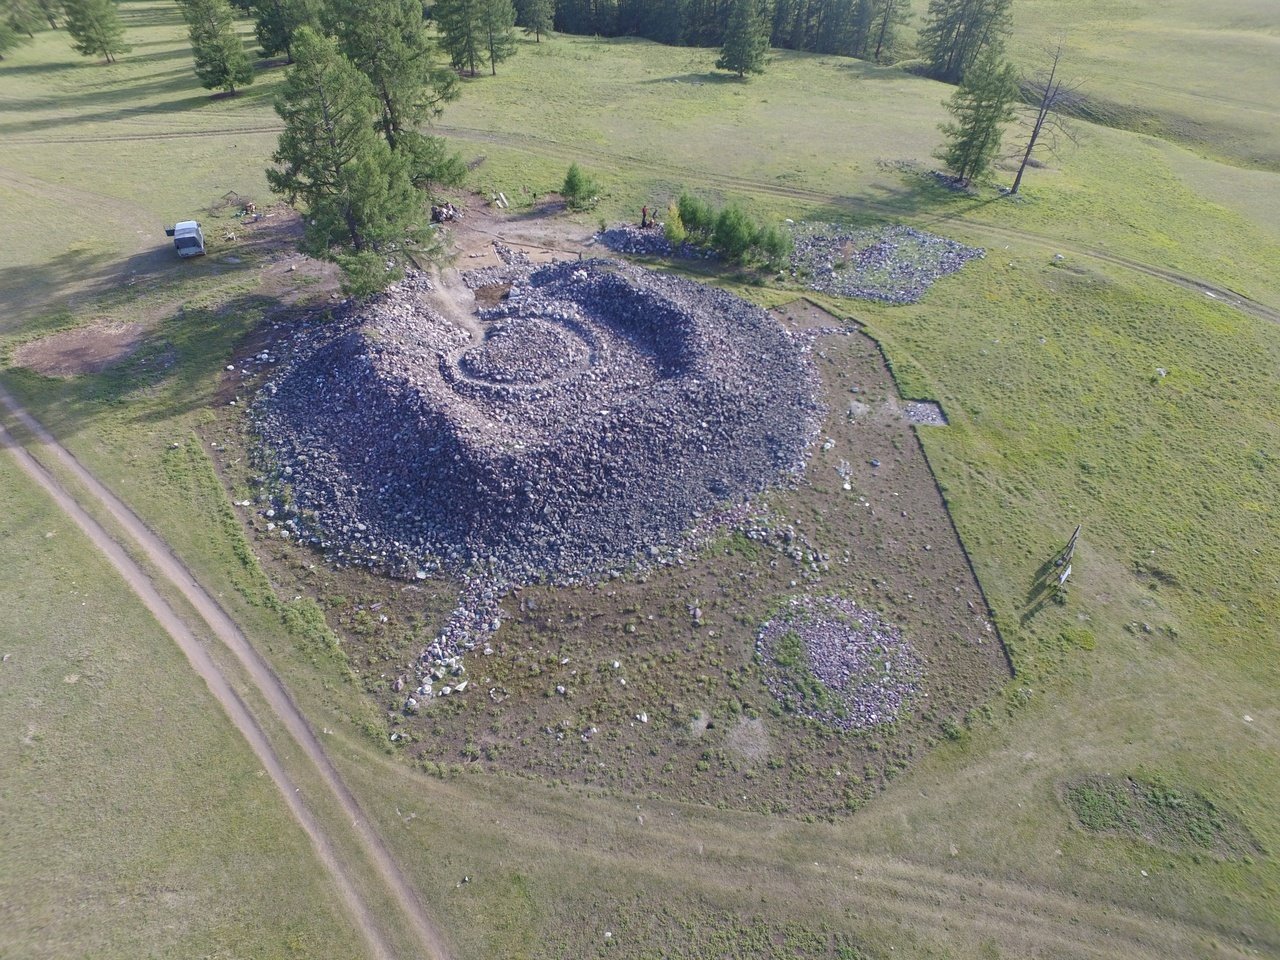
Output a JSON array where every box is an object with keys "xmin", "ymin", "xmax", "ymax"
[
  {"xmin": 0, "ymin": 453, "xmax": 366, "ymax": 959},
  {"xmin": 1, "ymin": 2, "xmax": 1278, "ymax": 958},
  {"xmin": 1007, "ymin": 0, "xmax": 1280, "ymax": 170}
]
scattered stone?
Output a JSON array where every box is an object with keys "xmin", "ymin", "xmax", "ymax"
[
  {"xmin": 789, "ymin": 222, "xmax": 983, "ymax": 304},
  {"xmin": 756, "ymin": 595, "xmax": 922, "ymax": 730}
]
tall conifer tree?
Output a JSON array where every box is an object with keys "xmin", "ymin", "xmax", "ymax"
[
  {"xmin": 937, "ymin": 45, "xmax": 1018, "ymax": 185},
  {"xmin": 179, "ymin": 0, "xmax": 254, "ymax": 94},
  {"xmin": 918, "ymin": 0, "xmax": 1011, "ymax": 84},
  {"xmin": 515, "ymin": 0, "xmax": 552, "ymax": 41},
  {"xmin": 268, "ymin": 27, "xmax": 430, "ymax": 295},
  {"xmin": 870, "ymin": 0, "xmax": 910, "ymax": 62},
  {"xmin": 480, "ymin": 0, "xmax": 516, "ymax": 75},
  {"xmin": 248, "ymin": 0, "xmax": 316, "ymax": 62},
  {"xmin": 433, "ymin": 0, "xmax": 483, "ymax": 76},
  {"xmin": 327, "ymin": 0, "xmax": 462, "ymax": 186},
  {"xmin": 63, "ymin": 0, "xmax": 129, "ymax": 62},
  {"xmin": 716, "ymin": 0, "xmax": 768, "ymax": 78}
]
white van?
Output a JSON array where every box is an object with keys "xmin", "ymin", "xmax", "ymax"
[{"xmin": 165, "ymin": 220, "xmax": 206, "ymax": 258}]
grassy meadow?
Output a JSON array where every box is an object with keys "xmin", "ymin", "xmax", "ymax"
[
  {"xmin": 1, "ymin": 2, "xmax": 1279, "ymax": 958},
  {"xmin": 1006, "ymin": 0, "xmax": 1280, "ymax": 170},
  {"xmin": 0, "ymin": 452, "xmax": 366, "ymax": 959}
]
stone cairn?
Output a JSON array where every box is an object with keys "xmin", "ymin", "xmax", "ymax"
[{"xmin": 254, "ymin": 259, "xmax": 825, "ymax": 704}]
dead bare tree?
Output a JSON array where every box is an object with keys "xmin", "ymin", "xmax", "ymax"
[{"xmin": 1010, "ymin": 39, "xmax": 1085, "ymax": 195}]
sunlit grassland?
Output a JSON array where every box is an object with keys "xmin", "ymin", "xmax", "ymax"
[
  {"xmin": 0, "ymin": 454, "xmax": 365, "ymax": 959},
  {"xmin": 1, "ymin": 2, "xmax": 1278, "ymax": 957},
  {"xmin": 1007, "ymin": 0, "xmax": 1280, "ymax": 170}
]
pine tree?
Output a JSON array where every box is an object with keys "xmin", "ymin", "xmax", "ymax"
[
  {"xmin": 37, "ymin": 0, "xmax": 64, "ymax": 28},
  {"xmin": 870, "ymin": 0, "xmax": 910, "ymax": 62},
  {"xmin": 561, "ymin": 162, "xmax": 599, "ymax": 210},
  {"xmin": 327, "ymin": 0, "xmax": 462, "ymax": 187},
  {"xmin": 63, "ymin": 0, "xmax": 130, "ymax": 62},
  {"xmin": 515, "ymin": 0, "xmax": 552, "ymax": 41},
  {"xmin": 0, "ymin": 19, "xmax": 29, "ymax": 59},
  {"xmin": 918, "ymin": 0, "xmax": 1011, "ymax": 84},
  {"xmin": 716, "ymin": 0, "xmax": 767, "ymax": 78},
  {"xmin": 433, "ymin": 0, "xmax": 483, "ymax": 77},
  {"xmin": 268, "ymin": 27, "xmax": 431, "ymax": 295},
  {"xmin": 179, "ymin": 0, "xmax": 254, "ymax": 94},
  {"xmin": 1, "ymin": 0, "xmax": 47, "ymax": 59},
  {"xmin": 480, "ymin": 0, "xmax": 516, "ymax": 75},
  {"xmin": 4, "ymin": 0, "xmax": 48, "ymax": 39},
  {"xmin": 249, "ymin": 0, "xmax": 316, "ymax": 62},
  {"xmin": 937, "ymin": 46, "xmax": 1018, "ymax": 185}
]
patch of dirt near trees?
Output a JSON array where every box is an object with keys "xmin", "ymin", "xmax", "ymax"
[{"xmin": 12, "ymin": 320, "xmax": 146, "ymax": 376}]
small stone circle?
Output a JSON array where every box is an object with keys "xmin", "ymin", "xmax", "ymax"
[{"xmin": 756, "ymin": 595, "xmax": 922, "ymax": 730}]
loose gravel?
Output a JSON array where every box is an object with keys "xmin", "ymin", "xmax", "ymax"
[
  {"xmin": 756, "ymin": 595, "xmax": 922, "ymax": 729},
  {"xmin": 598, "ymin": 221, "xmax": 982, "ymax": 305}
]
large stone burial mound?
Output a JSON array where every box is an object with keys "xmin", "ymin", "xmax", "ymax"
[{"xmin": 255, "ymin": 259, "xmax": 821, "ymax": 582}]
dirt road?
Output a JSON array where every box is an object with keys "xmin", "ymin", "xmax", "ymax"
[{"xmin": 0, "ymin": 385, "xmax": 451, "ymax": 960}]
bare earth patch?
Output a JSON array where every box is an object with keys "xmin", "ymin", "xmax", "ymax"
[
  {"xmin": 725, "ymin": 716, "xmax": 770, "ymax": 764},
  {"xmin": 13, "ymin": 320, "xmax": 146, "ymax": 376}
]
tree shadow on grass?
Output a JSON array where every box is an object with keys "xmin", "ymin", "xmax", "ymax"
[
  {"xmin": 4, "ymin": 286, "xmax": 305, "ymax": 447},
  {"xmin": 777, "ymin": 172, "xmax": 1004, "ymax": 233},
  {"xmin": 641, "ymin": 72, "xmax": 741, "ymax": 86},
  {"xmin": 119, "ymin": 2, "xmax": 187, "ymax": 30},
  {"xmin": 0, "ymin": 240, "xmax": 267, "ymax": 338},
  {"xmin": 0, "ymin": 85, "xmax": 242, "ymax": 138},
  {"xmin": 0, "ymin": 59, "xmax": 77, "ymax": 77}
]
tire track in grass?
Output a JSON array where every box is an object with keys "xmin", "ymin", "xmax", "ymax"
[{"xmin": 0, "ymin": 385, "xmax": 452, "ymax": 960}]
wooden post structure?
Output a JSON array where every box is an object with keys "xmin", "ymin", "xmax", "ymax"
[{"xmin": 1056, "ymin": 525, "xmax": 1081, "ymax": 568}]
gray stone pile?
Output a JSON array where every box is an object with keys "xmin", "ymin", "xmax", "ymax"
[
  {"xmin": 253, "ymin": 259, "xmax": 822, "ymax": 588},
  {"xmin": 756, "ymin": 595, "xmax": 922, "ymax": 729},
  {"xmin": 790, "ymin": 223, "xmax": 983, "ymax": 304},
  {"xmin": 596, "ymin": 224, "xmax": 674, "ymax": 258}
]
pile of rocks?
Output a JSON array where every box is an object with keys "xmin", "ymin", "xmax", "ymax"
[
  {"xmin": 790, "ymin": 223, "xmax": 983, "ymax": 304},
  {"xmin": 595, "ymin": 224, "xmax": 673, "ymax": 258},
  {"xmin": 756, "ymin": 595, "xmax": 922, "ymax": 730},
  {"xmin": 253, "ymin": 259, "xmax": 822, "ymax": 588}
]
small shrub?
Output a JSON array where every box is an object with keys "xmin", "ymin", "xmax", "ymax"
[
  {"xmin": 713, "ymin": 205, "xmax": 756, "ymax": 261},
  {"xmin": 663, "ymin": 201, "xmax": 687, "ymax": 246},
  {"xmin": 677, "ymin": 192, "xmax": 716, "ymax": 236},
  {"xmin": 561, "ymin": 162, "xmax": 599, "ymax": 211},
  {"xmin": 672, "ymin": 189, "xmax": 791, "ymax": 265},
  {"xmin": 757, "ymin": 224, "xmax": 793, "ymax": 263}
]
